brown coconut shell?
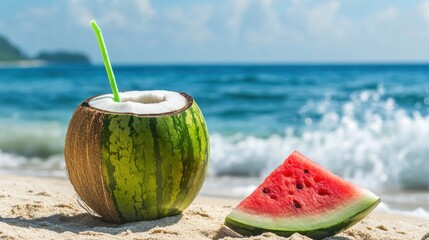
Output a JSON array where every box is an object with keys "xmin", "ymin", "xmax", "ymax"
[
  {"xmin": 64, "ymin": 100, "xmax": 121, "ymax": 223},
  {"xmin": 64, "ymin": 93, "xmax": 194, "ymax": 223}
]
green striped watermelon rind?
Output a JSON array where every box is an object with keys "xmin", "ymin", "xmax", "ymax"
[
  {"xmin": 65, "ymin": 92, "xmax": 210, "ymax": 223},
  {"xmin": 225, "ymin": 189, "xmax": 380, "ymax": 239},
  {"xmin": 98, "ymin": 94, "xmax": 210, "ymax": 223}
]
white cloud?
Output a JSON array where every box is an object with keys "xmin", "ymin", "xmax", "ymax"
[
  {"xmin": 164, "ymin": 6, "xmax": 213, "ymax": 43},
  {"xmin": 374, "ymin": 6, "xmax": 397, "ymax": 21},
  {"xmin": 256, "ymin": 0, "xmax": 284, "ymax": 40},
  {"xmin": 227, "ymin": 0, "xmax": 251, "ymax": 33},
  {"xmin": 2, "ymin": 0, "xmax": 429, "ymax": 62},
  {"xmin": 224, "ymin": 0, "xmax": 348, "ymax": 46},
  {"xmin": 16, "ymin": 6, "xmax": 57, "ymax": 19},
  {"xmin": 420, "ymin": 0, "xmax": 429, "ymax": 25},
  {"xmin": 305, "ymin": 0, "xmax": 341, "ymax": 35},
  {"xmin": 11, "ymin": 5, "xmax": 59, "ymax": 33},
  {"xmin": 66, "ymin": 0, "xmax": 155, "ymax": 30},
  {"xmin": 133, "ymin": 0, "xmax": 155, "ymax": 18},
  {"xmin": 68, "ymin": 2, "xmax": 95, "ymax": 26},
  {"xmin": 221, "ymin": 0, "xmax": 290, "ymax": 46},
  {"xmin": 67, "ymin": 0, "xmax": 94, "ymax": 27}
]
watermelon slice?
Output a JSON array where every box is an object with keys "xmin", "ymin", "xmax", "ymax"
[{"xmin": 224, "ymin": 151, "xmax": 380, "ymax": 239}]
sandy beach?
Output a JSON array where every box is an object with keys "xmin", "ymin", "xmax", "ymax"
[{"xmin": 0, "ymin": 175, "xmax": 426, "ymax": 240}]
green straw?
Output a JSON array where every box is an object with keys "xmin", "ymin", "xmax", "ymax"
[{"xmin": 90, "ymin": 20, "xmax": 120, "ymax": 102}]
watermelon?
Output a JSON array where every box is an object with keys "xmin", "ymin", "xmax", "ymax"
[
  {"xmin": 225, "ymin": 151, "xmax": 380, "ymax": 239},
  {"xmin": 65, "ymin": 91, "xmax": 210, "ymax": 223}
]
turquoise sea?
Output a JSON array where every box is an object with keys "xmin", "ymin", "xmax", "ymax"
[{"xmin": 0, "ymin": 64, "xmax": 428, "ymax": 216}]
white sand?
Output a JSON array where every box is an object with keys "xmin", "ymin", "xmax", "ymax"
[{"xmin": 0, "ymin": 175, "xmax": 427, "ymax": 240}]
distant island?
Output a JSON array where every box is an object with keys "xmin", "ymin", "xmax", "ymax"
[
  {"xmin": 0, "ymin": 35, "xmax": 26, "ymax": 62},
  {"xmin": 0, "ymin": 34, "xmax": 90, "ymax": 64},
  {"xmin": 35, "ymin": 51, "xmax": 90, "ymax": 64}
]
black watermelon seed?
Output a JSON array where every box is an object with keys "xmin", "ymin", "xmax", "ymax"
[
  {"xmin": 304, "ymin": 169, "xmax": 310, "ymax": 174},
  {"xmin": 263, "ymin": 188, "xmax": 269, "ymax": 194},
  {"xmin": 296, "ymin": 183, "xmax": 303, "ymax": 189},
  {"xmin": 293, "ymin": 200, "xmax": 301, "ymax": 208}
]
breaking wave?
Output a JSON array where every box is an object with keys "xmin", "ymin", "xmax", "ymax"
[
  {"xmin": 1, "ymin": 87, "xmax": 429, "ymax": 192},
  {"xmin": 210, "ymin": 87, "xmax": 429, "ymax": 191}
]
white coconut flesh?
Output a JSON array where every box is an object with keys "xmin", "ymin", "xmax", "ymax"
[{"xmin": 88, "ymin": 90, "xmax": 188, "ymax": 115}]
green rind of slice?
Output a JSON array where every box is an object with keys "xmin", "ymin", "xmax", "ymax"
[{"xmin": 225, "ymin": 192, "xmax": 380, "ymax": 240}]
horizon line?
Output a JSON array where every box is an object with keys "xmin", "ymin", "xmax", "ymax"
[{"xmin": 5, "ymin": 60, "xmax": 429, "ymax": 68}]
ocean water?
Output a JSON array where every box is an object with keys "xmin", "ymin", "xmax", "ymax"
[{"xmin": 0, "ymin": 64, "xmax": 428, "ymax": 216}]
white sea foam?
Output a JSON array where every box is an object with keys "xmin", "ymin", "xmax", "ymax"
[
  {"xmin": 1, "ymin": 87, "xmax": 429, "ymax": 193},
  {"xmin": 0, "ymin": 150, "xmax": 66, "ymax": 177},
  {"xmin": 0, "ymin": 120, "xmax": 65, "ymax": 158},
  {"xmin": 1, "ymin": 86, "xmax": 428, "ymax": 216},
  {"xmin": 210, "ymin": 87, "xmax": 429, "ymax": 191},
  {"xmin": 376, "ymin": 202, "xmax": 429, "ymax": 219}
]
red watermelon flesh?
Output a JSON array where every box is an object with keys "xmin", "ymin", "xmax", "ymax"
[{"xmin": 225, "ymin": 151, "xmax": 380, "ymax": 239}]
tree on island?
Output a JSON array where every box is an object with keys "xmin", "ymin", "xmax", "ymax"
[
  {"xmin": 36, "ymin": 51, "xmax": 90, "ymax": 64},
  {"xmin": 0, "ymin": 35, "xmax": 27, "ymax": 61}
]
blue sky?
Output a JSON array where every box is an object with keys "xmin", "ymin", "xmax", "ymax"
[{"xmin": 1, "ymin": 0, "xmax": 429, "ymax": 63}]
